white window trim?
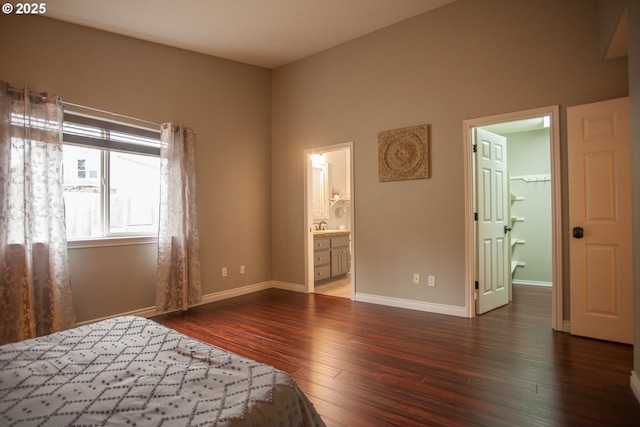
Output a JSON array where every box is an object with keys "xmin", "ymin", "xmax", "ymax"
[
  {"xmin": 63, "ymin": 111, "xmax": 161, "ymax": 243},
  {"xmin": 68, "ymin": 235, "xmax": 157, "ymax": 249}
]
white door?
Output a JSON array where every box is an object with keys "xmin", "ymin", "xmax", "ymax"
[
  {"xmin": 475, "ymin": 128, "xmax": 511, "ymax": 314},
  {"xmin": 568, "ymin": 97, "xmax": 633, "ymax": 344}
]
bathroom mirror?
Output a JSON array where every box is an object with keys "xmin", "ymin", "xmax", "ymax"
[{"xmin": 312, "ymin": 164, "xmax": 328, "ymax": 219}]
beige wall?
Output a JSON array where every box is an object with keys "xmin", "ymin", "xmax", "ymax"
[
  {"xmin": 271, "ymin": 0, "xmax": 628, "ymax": 308},
  {"xmin": 0, "ymin": 16, "xmax": 273, "ymax": 322}
]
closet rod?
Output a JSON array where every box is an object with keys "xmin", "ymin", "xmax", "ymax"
[{"xmin": 510, "ymin": 174, "xmax": 551, "ymax": 183}]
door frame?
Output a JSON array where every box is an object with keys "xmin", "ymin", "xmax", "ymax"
[
  {"xmin": 303, "ymin": 141, "xmax": 355, "ymax": 298},
  {"xmin": 462, "ymin": 105, "xmax": 563, "ymax": 330}
]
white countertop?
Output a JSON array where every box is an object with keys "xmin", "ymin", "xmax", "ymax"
[{"xmin": 313, "ymin": 230, "xmax": 350, "ymax": 237}]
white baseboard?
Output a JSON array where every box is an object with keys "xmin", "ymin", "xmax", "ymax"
[
  {"xmin": 512, "ymin": 280, "xmax": 553, "ymax": 287},
  {"xmin": 631, "ymin": 371, "xmax": 640, "ymax": 404},
  {"xmin": 270, "ymin": 280, "xmax": 307, "ymax": 292},
  {"xmin": 355, "ymin": 292, "xmax": 467, "ymax": 317},
  {"xmin": 199, "ymin": 281, "xmax": 273, "ymax": 305},
  {"xmin": 80, "ymin": 281, "xmax": 466, "ymax": 326},
  {"xmin": 78, "ymin": 281, "xmax": 278, "ymax": 326}
]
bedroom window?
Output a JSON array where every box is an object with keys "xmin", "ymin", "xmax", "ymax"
[{"xmin": 62, "ymin": 113, "xmax": 161, "ymax": 240}]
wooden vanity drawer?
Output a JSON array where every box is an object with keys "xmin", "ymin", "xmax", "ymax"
[
  {"xmin": 314, "ymin": 265, "xmax": 331, "ymax": 281},
  {"xmin": 314, "ymin": 238, "xmax": 330, "ymax": 250},
  {"xmin": 314, "ymin": 250, "xmax": 330, "ymax": 266},
  {"xmin": 331, "ymin": 235, "xmax": 350, "ymax": 248}
]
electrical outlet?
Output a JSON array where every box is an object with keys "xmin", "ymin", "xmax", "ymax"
[
  {"xmin": 413, "ymin": 273, "xmax": 420, "ymax": 285},
  {"xmin": 222, "ymin": 267, "xmax": 227, "ymax": 277},
  {"xmin": 428, "ymin": 275, "xmax": 435, "ymax": 287},
  {"xmin": 240, "ymin": 265, "xmax": 245, "ymax": 274}
]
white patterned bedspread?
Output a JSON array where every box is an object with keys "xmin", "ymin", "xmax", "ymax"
[{"xmin": 0, "ymin": 316, "xmax": 326, "ymax": 427}]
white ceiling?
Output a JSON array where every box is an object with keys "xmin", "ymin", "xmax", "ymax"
[{"xmin": 44, "ymin": 0, "xmax": 455, "ymax": 69}]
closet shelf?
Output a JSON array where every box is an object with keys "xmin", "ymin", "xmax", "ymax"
[
  {"xmin": 511, "ymin": 260, "xmax": 526, "ymax": 274},
  {"xmin": 511, "ymin": 239, "xmax": 525, "ymax": 248}
]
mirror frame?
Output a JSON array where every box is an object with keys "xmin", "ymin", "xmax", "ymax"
[{"xmin": 312, "ymin": 164, "xmax": 329, "ymax": 219}]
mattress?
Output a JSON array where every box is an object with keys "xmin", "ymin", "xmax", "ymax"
[{"xmin": 0, "ymin": 316, "xmax": 325, "ymax": 426}]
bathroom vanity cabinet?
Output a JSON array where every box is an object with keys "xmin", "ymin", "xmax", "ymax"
[
  {"xmin": 330, "ymin": 235, "xmax": 350, "ymax": 277},
  {"xmin": 313, "ymin": 231, "xmax": 350, "ymax": 282},
  {"xmin": 313, "ymin": 237, "xmax": 331, "ymax": 281}
]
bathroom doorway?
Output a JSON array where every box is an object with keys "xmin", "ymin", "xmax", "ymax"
[{"xmin": 304, "ymin": 142, "xmax": 355, "ymax": 299}]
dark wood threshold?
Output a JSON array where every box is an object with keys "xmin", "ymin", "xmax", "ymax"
[{"xmin": 154, "ymin": 285, "xmax": 640, "ymax": 426}]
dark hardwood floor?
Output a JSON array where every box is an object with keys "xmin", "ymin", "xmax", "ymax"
[{"xmin": 153, "ymin": 285, "xmax": 640, "ymax": 427}]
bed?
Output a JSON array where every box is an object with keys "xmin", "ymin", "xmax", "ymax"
[{"xmin": 0, "ymin": 316, "xmax": 326, "ymax": 427}]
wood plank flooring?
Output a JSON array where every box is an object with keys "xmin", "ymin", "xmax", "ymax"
[{"xmin": 153, "ymin": 285, "xmax": 640, "ymax": 427}]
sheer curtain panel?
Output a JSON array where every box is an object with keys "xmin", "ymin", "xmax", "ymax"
[
  {"xmin": 0, "ymin": 82, "xmax": 76, "ymax": 345},
  {"xmin": 156, "ymin": 123, "xmax": 202, "ymax": 313}
]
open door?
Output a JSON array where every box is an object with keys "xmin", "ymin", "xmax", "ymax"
[
  {"xmin": 475, "ymin": 128, "xmax": 510, "ymax": 314},
  {"xmin": 568, "ymin": 97, "xmax": 633, "ymax": 344}
]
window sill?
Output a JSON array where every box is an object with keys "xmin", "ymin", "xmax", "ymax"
[{"xmin": 68, "ymin": 236, "xmax": 157, "ymax": 249}]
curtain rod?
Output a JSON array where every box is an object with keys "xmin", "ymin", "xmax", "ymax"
[
  {"xmin": 7, "ymin": 86, "xmax": 48, "ymax": 101},
  {"xmin": 6, "ymin": 86, "xmax": 161, "ymax": 128},
  {"xmin": 61, "ymin": 100, "xmax": 161, "ymax": 128}
]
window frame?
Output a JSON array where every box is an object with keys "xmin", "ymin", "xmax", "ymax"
[{"xmin": 62, "ymin": 112, "xmax": 161, "ymax": 245}]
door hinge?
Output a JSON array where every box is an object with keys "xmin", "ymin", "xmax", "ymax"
[
  {"xmin": 475, "ymin": 281, "xmax": 479, "ymax": 289},
  {"xmin": 474, "ymin": 212, "xmax": 478, "ymax": 221},
  {"xmin": 472, "ymin": 144, "xmax": 477, "ymax": 153}
]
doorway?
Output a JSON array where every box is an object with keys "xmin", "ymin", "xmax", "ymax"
[
  {"xmin": 304, "ymin": 142, "xmax": 355, "ymax": 299},
  {"xmin": 463, "ymin": 106, "xmax": 563, "ymax": 331}
]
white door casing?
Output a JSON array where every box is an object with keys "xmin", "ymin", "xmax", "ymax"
[
  {"xmin": 475, "ymin": 128, "xmax": 510, "ymax": 314},
  {"xmin": 463, "ymin": 106, "xmax": 562, "ymax": 329},
  {"xmin": 304, "ymin": 142, "xmax": 356, "ymax": 298},
  {"xmin": 568, "ymin": 97, "xmax": 633, "ymax": 344}
]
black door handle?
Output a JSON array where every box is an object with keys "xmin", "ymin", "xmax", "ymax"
[
  {"xmin": 573, "ymin": 226, "xmax": 584, "ymax": 239},
  {"xmin": 504, "ymin": 225, "xmax": 512, "ymax": 234}
]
